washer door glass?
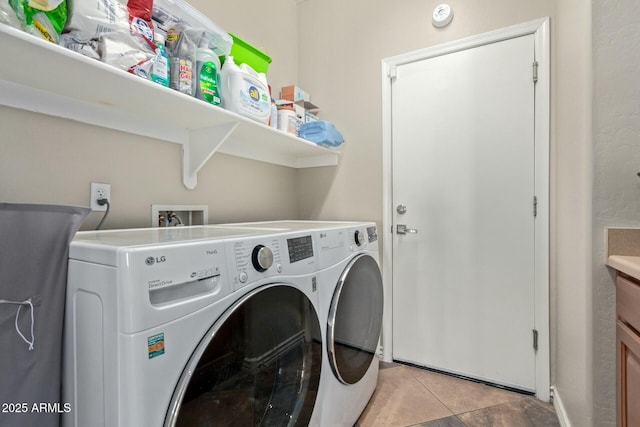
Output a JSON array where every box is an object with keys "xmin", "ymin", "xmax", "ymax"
[
  {"xmin": 327, "ymin": 254, "xmax": 384, "ymax": 384},
  {"xmin": 166, "ymin": 284, "xmax": 322, "ymax": 426}
]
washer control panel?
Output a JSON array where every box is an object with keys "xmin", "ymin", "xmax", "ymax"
[
  {"xmin": 286, "ymin": 234, "xmax": 314, "ymax": 263},
  {"xmin": 252, "ymin": 245, "xmax": 274, "ymax": 272},
  {"xmin": 226, "ymin": 233, "xmax": 317, "ymax": 290}
]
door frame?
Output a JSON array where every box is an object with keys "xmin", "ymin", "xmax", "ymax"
[{"xmin": 380, "ymin": 18, "xmax": 550, "ymax": 401}]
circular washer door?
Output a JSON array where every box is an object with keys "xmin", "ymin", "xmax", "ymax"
[
  {"xmin": 165, "ymin": 284, "xmax": 322, "ymax": 427},
  {"xmin": 327, "ymin": 254, "xmax": 384, "ymax": 385}
]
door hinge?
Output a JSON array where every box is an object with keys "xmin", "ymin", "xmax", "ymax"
[
  {"xmin": 533, "ymin": 61, "xmax": 539, "ymax": 83},
  {"xmin": 389, "ymin": 65, "xmax": 397, "ymax": 81},
  {"xmin": 533, "ymin": 196, "xmax": 538, "ymax": 217},
  {"xmin": 533, "ymin": 329, "xmax": 539, "ymax": 351}
]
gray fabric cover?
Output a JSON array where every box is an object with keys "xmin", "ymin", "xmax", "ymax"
[{"xmin": 0, "ymin": 203, "xmax": 89, "ymax": 427}]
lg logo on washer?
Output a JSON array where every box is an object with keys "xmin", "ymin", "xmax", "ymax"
[{"xmin": 145, "ymin": 256, "xmax": 167, "ymax": 266}]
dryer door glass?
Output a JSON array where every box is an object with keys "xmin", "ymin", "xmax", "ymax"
[
  {"xmin": 327, "ymin": 254, "xmax": 384, "ymax": 384},
  {"xmin": 166, "ymin": 284, "xmax": 322, "ymax": 426}
]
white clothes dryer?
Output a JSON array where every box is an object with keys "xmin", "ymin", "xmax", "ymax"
[
  {"xmin": 62, "ymin": 226, "xmax": 324, "ymax": 427},
  {"xmin": 313, "ymin": 222, "xmax": 383, "ymax": 426},
  {"xmin": 215, "ymin": 221, "xmax": 384, "ymax": 426}
]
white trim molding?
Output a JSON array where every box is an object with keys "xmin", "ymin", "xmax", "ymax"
[{"xmin": 551, "ymin": 386, "xmax": 572, "ymax": 427}]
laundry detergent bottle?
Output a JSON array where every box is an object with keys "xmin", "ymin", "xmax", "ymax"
[
  {"xmin": 219, "ymin": 55, "xmax": 270, "ymax": 124},
  {"xmin": 195, "ymin": 37, "xmax": 222, "ymax": 106}
]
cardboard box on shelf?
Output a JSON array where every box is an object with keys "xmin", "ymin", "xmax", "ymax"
[
  {"xmin": 276, "ymin": 97, "xmax": 320, "ymax": 134},
  {"xmin": 281, "ymin": 85, "xmax": 310, "ymax": 102},
  {"xmin": 293, "ymin": 103, "xmax": 305, "ymax": 134},
  {"xmin": 293, "ymin": 103, "xmax": 305, "ymax": 121},
  {"xmin": 305, "ymin": 111, "xmax": 319, "ymax": 123},
  {"xmin": 297, "ymin": 100, "xmax": 319, "ymax": 114}
]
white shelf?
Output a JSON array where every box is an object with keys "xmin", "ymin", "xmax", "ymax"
[{"xmin": 0, "ymin": 24, "xmax": 339, "ymax": 189}]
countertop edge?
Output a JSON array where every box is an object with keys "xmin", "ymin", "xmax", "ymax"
[{"xmin": 606, "ymin": 255, "xmax": 640, "ymax": 281}]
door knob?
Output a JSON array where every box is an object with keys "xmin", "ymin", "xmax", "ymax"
[
  {"xmin": 396, "ymin": 204, "xmax": 407, "ymax": 214},
  {"xmin": 396, "ymin": 224, "xmax": 418, "ymax": 234}
]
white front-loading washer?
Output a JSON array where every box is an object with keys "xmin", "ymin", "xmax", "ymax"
[
  {"xmin": 213, "ymin": 221, "xmax": 384, "ymax": 426},
  {"xmin": 63, "ymin": 226, "xmax": 324, "ymax": 427}
]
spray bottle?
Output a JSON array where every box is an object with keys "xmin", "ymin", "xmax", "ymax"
[{"xmin": 268, "ymin": 85, "xmax": 278, "ymax": 128}]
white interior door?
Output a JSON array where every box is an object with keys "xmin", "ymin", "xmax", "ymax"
[{"xmin": 391, "ymin": 34, "xmax": 536, "ymax": 391}]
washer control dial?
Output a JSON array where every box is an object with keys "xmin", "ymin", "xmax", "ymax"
[
  {"xmin": 252, "ymin": 245, "xmax": 274, "ymax": 272},
  {"xmin": 354, "ymin": 230, "xmax": 366, "ymax": 247}
]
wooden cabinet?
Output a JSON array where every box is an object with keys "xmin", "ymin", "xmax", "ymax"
[{"xmin": 616, "ymin": 273, "xmax": 640, "ymax": 427}]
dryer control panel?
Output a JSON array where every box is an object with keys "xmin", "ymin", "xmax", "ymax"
[{"xmin": 316, "ymin": 223, "xmax": 378, "ymax": 269}]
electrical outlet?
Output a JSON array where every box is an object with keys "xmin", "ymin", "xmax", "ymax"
[{"xmin": 90, "ymin": 182, "xmax": 111, "ymax": 212}]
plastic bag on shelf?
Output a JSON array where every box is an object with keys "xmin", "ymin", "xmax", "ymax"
[
  {"xmin": 64, "ymin": 0, "xmax": 153, "ymax": 42},
  {"xmin": 58, "ymin": 32, "xmax": 100, "ymax": 59},
  {"xmin": 0, "ymin": 0, "xmax": 22, "ymax": 29},
  {"xmin": 152, "ymin": 0, "xmax": 231, "ymax": 56},
  {"xmin": 5, "ymin": 0, "xmax": 67, "ymax": 43},
  {"xmin": 63, "ymin": 0, "xmax": 156, "ymax": 75},
  {"xmin": 64, "ymin": 0, "xmax": 128, "ymax": 39},
  {"xmin": 98, "ymin": 29, "xmax": 156, "ymax": 77}
]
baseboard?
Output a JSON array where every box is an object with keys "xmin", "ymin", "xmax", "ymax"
[{"xmin": 551, "ymin": 386, "xmax": 572, "ymax": 427}]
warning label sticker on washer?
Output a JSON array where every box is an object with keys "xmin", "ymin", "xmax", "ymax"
[{"xmin": 147, "ymin": 333, "xmax": 165, "ymax": 359}]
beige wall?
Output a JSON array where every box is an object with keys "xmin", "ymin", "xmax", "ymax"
[
  {"xmin": 554, "ymin": 0, "xmax": 594, "ymax": 425},
  {"xmin": 592, "ymin": 1, "xmax": 640, "ymax": 426},
  {"xmin": 194, "ymin": 0, "xmax": 298, "ymax": 96},
  {"xmin": 0, "ymin": 0, "xmax": 604, "ymax": 424},
  {"xmin": 0, "ymin": 0, "xmax": 300, "ymax": 231},
  {"xmin": 0, "ymin": 107, "xmax": 300, "ymax": 229},
  {"xmin": 297, "ymin": 0, "xmax": 594, "ymax": 425},
  {"xmin": 296, "ymin": 0, "xmax": 556, "ymax": 224}
]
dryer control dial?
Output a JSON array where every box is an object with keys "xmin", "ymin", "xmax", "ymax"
[
  {"xmin": 354, "ymin": 230, "xmax": 366, "ymax": 247},
  {"xmin": 252, "ymin": 245, "xmax": 274, "ymax": 272}
]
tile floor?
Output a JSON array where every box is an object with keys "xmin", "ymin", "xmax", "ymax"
[{"xmin": 356, "ymin": 362, "xmax": 560, "ymax": 427}]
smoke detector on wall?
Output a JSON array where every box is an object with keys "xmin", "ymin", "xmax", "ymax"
[{"xmin": 432, "ymin": 4, "xmax": 453, "ymax": 28}]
